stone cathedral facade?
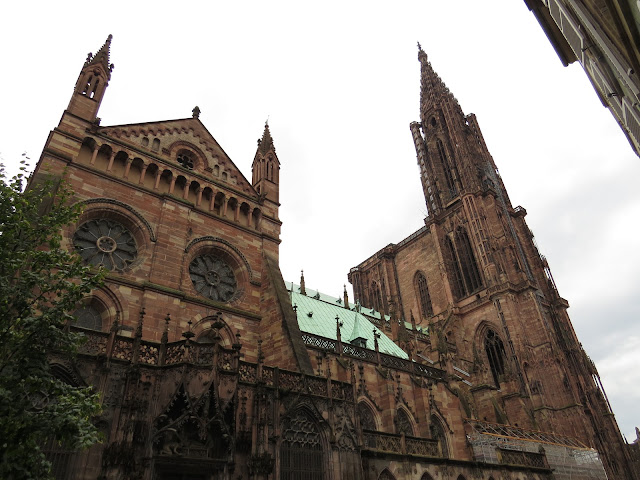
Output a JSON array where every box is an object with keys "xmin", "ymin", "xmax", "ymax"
[{"xmin": 32, "ymin": 36, "xmax": 636, "ymax": 480}]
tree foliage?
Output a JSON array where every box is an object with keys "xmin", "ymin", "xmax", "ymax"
[{"xmin": 0, "ymin": 162, "xmax": 104, "ymax": 479}]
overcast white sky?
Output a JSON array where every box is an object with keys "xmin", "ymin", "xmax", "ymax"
[{"xmin": 1, "ymin": 1, "xmax": 638, "ymax": 440}]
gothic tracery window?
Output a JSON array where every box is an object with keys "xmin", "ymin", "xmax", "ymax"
[
  {"xmin": 189, "ymin": 254, "xmax": 237, "ymax": 302},
  {"xmin": 415, "ymin": 272, "xmax": 433, "ymax": 318},
  {"xmin": 430, "ymin": 415, "xmax": 449, "ymax": 458},
  {"xmin": 177, "ymin": 151, "xmax": 194, "ymax": 170},
  {"xmin": 73, "ymin": 304, "xmax": 103, "ymax": 331},
  {"xmin": 395, "ymin": 409, "xmax": 414, "ymax": 437},
  {"xmin": 280, "ymin": 410, "xmax": 324, "ymax": 480},
  {"xmin": 73, "ymin": 219, "xmax": 138, "ymax": 271},
  {"xmin": 485, "ymin": 329, "xmax": 506, "ymax": 387},
  {"xmin": 358, "ymin": 402, "xmax": 376, "ymax": 431}
]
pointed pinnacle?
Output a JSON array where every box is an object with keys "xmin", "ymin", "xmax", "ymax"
[
  {"xmin": 258, "ymin": 122, "xmax": 276, "ymax": 155},
  {"xmin": 86, "ymin": 34, "xmax": 114, "ymax": 77}
]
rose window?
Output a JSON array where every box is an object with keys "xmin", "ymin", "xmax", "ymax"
[
  {"xmin": 189, "ymin": 254, "xmax": 237, "ymax": 302},
  {"xmin": 73, "ymin": 219, "xmax": 137, "ymax": 271},
  {"xmin": 177, "ymin": 152, "xmax": 194, "ymax": 170}
]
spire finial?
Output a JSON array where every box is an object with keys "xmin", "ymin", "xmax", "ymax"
[
  {"xmin": 192, "ymin": 106, "xmax": 201, "ymax": 118},
  {"xmin": 343, "ymin": 284, "xmax": 350, "ymax": 310},
  {"xmin": 300, "ymin": 269, "xmax": 306, "ymax": 295},
  {"xmin": 417, "ymin": 42, "xmax": 428, "ymax": 62},
  {"xmin": 161, "ymin": 313, "xmax": 170, "ymax": 344},
  {"xmin": 135, "ymin": 307, "xmax": 146, "ymax": 338}
]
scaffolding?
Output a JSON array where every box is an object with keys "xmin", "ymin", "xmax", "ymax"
[{"xmin": 466, "ymin": 420, "xmax": 608, "ymax": 480}]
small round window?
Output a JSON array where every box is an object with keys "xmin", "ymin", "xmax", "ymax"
[
  {"xmin": 73, "ymin": 219, "xmax": 138, "ymax": 271},
  {"xmin": 189, "ymin": 254, "xmax": 237, "ymax": 302}
]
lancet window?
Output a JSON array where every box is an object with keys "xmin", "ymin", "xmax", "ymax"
[
  {"xmin": 436, "ymin": 139, "xmax": 457, "ymax": 196},
  {"xmin": 371, "ymin": 282, "xmax": 383, "ymax": 313},
  {"xmin": 485, "ymin": 329, "xmax": 506, "ymax": 387},
  {"xmin": 445, "ymin": 227, "xmax": 483, "ymax": 299},
  {"xmin": 445, "ymin": 236, "xmax": 465, "ymax": 299},
  {"xmin": 415, "ymin": 272, "xmax": 433, "ymax": 318},
  {"xmin": 455, "ymin": 227, "xmax": 482, "ymax": 293}
]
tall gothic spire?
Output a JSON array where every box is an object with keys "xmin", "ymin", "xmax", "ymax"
[{"xmin": 417, "ymin": 43, "xmax": 463, "ymax": 121}]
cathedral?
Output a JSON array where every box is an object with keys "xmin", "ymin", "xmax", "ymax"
[{"xmin": 32, "ymin": 35, "xmax": 637, "ymax": 480}]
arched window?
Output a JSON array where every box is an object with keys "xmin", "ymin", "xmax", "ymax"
[
  {"xmin": 455, "ymin": 227, "xmax": 482, "ymax": 293},
  {"xmin": 415, "ymin": 272, "xmax": 433, "ymax": 318},
  {"xmin": 358, "ymin": 402, "xmax": 377, "ymax": 431},
  {"xmin": 436, "ymin": 139, "xmax": 456, "ymax": 196},
  {"xmin": 445, "ymin": 236, "xmax": 465, "ymax": 299},
  {"xmin": 280, "ymin": 410, "xmax": 324, "ymax": 480},
  {"xmin": 395, "ymin": 409, "xmax": 414, "ymax": 437},
  {"xmin": 73, "ymin": 304, "xmax": 103, "ymax": 331},
  {"xmin": 429, "ymin": 415, "xmax": 449, "ymax": 458},
  {"xmin": 379, "ymin": 470, "xmax": 397, "ymax": 480},
  {"xmin": 485, "ymin": 329, "xmax": 506, "ymax": 387},
  {"xmin": 371, "ymin": 282, "xmax": 382, "ymax": 312}
]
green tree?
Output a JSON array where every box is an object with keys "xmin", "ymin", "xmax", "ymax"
[{"xmin": 0, "ymin": 162, "xmax": 103, "ymax": 479}]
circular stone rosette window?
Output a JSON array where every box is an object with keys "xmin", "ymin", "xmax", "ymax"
[
  {"xmin": 189, "ymin": 254, "xmax": 237, "ymax": 302},
  {"xmin": 73, "ymin": 219, "xmax": 138, "ymax": 271}
]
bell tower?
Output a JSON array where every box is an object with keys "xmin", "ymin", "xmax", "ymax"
[{"xmin": 66, "ymin": 34, "xmax": 114, "ymax": 123}]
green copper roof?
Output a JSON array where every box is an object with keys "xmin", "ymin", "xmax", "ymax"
[{"xmin": 287, "ymin": 282, "xmax": 408, "ymax": 359}]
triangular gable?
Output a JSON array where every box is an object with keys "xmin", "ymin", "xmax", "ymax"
[{"xmin": 97, "ymin": 117, "xmax": 256, "ymax": 196}]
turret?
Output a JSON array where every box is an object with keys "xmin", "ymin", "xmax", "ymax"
[
  {"xmin": 67, "ymin": 35, "xmax": 114, "ymax": 122},
  {"xmin": 251, "ymin": 122, "xmax": 280, "ymax": 204}
]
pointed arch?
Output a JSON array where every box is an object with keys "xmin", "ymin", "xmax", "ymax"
[
  {"xmin": 357, "ymin": 400, "xmax": 378, "ymax": 431},
  {"xmin": 371, "ymin": 281, "xmax": 382, "ymax": 312},
  {"xmin": 395, "ymin": 407, "xmax": 415, "ymax": 437},
  {"xmin": 280, "ymin": 408, "xmax": 326, "ymax": 480},
  {"xmin": 485, "ymin": 328, "xmax": 506, "ymax": 387},
  {"xmin": 414, "ymin": 271, "xmax": 433, "ymax": 318},
  {"xmin": 430, "ymin": 414, "xmax": 449, "ymax": 458},
  {"xmin": 378, "ymin": 468, "xmax": 397, "ymax": 480},
  {"xmin": 193, "ymin": 314, "xmax": 236, "ymax": 348},
  {"xmin": 420, "ymin": 473, "xmax": 435, "ymax": 480},
  {"xmin": 153, "ymin": 382, "xmax": 234, "ymax": 461}
]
